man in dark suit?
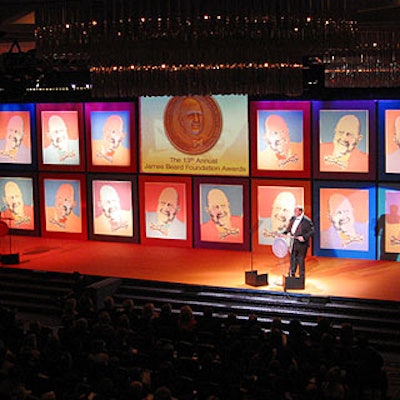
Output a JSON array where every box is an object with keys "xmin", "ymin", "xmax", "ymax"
[{"xmin": 283, "ymin": 205, "xmax": 314, "ymax": 279}]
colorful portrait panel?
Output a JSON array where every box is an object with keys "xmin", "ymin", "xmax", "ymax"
[
  {"xmin": 319, "ymin": 110, "xmax": 369, "ymax": 172},
  {"xmin": 92, "ymin": 180, "xmax": 133, "ymax": 237},
  {"xmin": 41, "ymin": 110, "xmax": 80, "ymax": 165},
  {"xmin": 200, "ymin": 184, "xmax": 243, "ymax": 243},
  {"xmin": 377, "ymin": 185, "xmax": 400, "ymax": 261},
  {"xmin": 41, "ymin": 175, "xmax": 86, "ymax": 239},
  {"xmin": 378, "ymin": 101, "xmax": 400, "ymax": 178},
  {"xmin": 251, "ymin": 101, "xmax": 311, "ymax": 178},
  {"xmin": 194, "ymin": 178, "xmax": 250, "ymax": 250},
  {"xmin": 139, "ymin": 176, "xmax": 192, "ymax": 247},
  {"xmin": 140, "ymin": 95, "xmax": 249, "ymax": 176},
  {"xmin": 385, "ymin": 110, "xmax": 400, "ymax": 174},
  {"xmin": 0, "ymin": 107, "xmax": 33, "ymax": 165},
  {"xmin": 257, "ymin": 185, "xmax": 304, "ymax": 246},
  {"xmin": 85, "ymin": 102, "xmax": 136, "ymax": 172},
  {"xmin": 314, "ymin": 182, "xmax": 376, "ymax": 260},
  {"xmin": 251, "ymin": 179, "xmax": 311, "ymax": 254},
  {"xmin": 90, "ymin": 111, "xmax": 131, "ymax": 166},
  {"xmin": 0, "ymin": 176, "xmax": 35, "ymax": 231},
  {"xmin": 37, "ymin": 103, "xmax": 84, "ymax": 171},
  {"xmin": 257, "ymin": 110, "xmax": 304, "ymax": 170},
  {"xmin": 144, "ymin": 182, "xmax": 187, "ymax": 240},
  {"xmin": 313, "ymin": 100, "xmax": 376, "ymax": 180}
]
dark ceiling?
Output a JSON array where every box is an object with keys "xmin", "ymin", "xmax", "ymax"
[
  {"xmin": 1, "ymin": 0, "xmax": 400, "ymax": 101},
  {"xmin": 0, "ymin": 0, "xmax": 400, "ymax": 47},
  {"xmin": 0, "ymin": 1, "xmax": 36, "ymax": 44}
]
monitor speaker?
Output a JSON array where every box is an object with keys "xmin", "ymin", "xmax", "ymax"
[
  {"xmin": 245, "ymin": 270, "xmax": 268, "ymax": 287},
  {"xmin": 1, "ymin": 253, "xmax": 20, "ymax": 265},
  {"xmin": 284, "ymin": 275, "xmax": 305, "ymax": 290}
]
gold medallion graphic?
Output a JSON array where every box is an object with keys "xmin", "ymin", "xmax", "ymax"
[{"xmin": 164, "ymin": 96, "xmax": 222, "ymax": 155}]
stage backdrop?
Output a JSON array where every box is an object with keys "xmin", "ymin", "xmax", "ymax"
[{"xmin": 1, "ymin": 98, "xmax": 399, "ymax": 266}]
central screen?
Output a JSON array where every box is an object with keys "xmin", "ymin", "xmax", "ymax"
[{"xmin": 140, "ymin": 95, "xmax": 249, "ymax": 176}]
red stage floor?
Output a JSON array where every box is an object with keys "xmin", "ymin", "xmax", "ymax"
[{"xmin": 1, "ymin": 235, "xmax": 400, "ymax": 303}]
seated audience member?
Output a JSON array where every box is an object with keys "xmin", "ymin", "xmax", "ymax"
[
  {"xmin": 320, "ymin": 365, "xmax": 349, "ymax": 400},
  {"xmin": 266, "ymin": 317, "xmax": 288, "ymax": 355},
  {"xmin": 196, "ymin": 306, "xmax": 221, "ymax": 339},
  {"xmin": 119, "ymin": 298, "xmax": 140, "ymax": 328},
  {"xmin": 154, "ymin": 303, "xmax": 177, "ymax": 341},
  {"xmin": 177, "ymin": 305, "xmax": 197, "ymax": 342}
]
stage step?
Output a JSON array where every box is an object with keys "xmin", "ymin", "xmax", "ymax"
[
  {"xmin": 0, "ymin": 267, "xmax": 99, "ymax": 317},
  {"xmin": 0, "ymin": 268, "xmax": 399, "ymax": 354},
  {"xmin": 113, "ymin": 278, "xmax": 400, "ymax": 354}
]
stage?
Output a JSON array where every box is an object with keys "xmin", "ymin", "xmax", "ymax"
[{"xmin": 1, "ymin": 235, "xmax": 399, "ymax": 303}]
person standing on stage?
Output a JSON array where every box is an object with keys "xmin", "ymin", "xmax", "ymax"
[{"xmin": 283, "ymin": 205, "xmax": 314, "ymax": 279}]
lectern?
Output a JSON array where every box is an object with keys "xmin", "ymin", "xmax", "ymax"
[{"xmin": 0, "ymin": 218, "xmax": 20, "ymax": 265}]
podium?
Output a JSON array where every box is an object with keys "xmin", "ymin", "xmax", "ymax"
[{"xmin": 0, "ymin": 218, "xmax": 20, "ymax": 265}]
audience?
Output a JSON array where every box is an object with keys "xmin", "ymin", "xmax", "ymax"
[{"xmin": 0, "ymin": 294, "xmax": 390, "ymax": 400}]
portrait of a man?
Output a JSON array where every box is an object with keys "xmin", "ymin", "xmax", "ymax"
[
  {"xmin": 93, "ymin": 181, "xmax": 133, "ymax": 237},
  {"xmin": 164, "ymin": 95, "xmax": 222, "ymax": 155},
  {"xmin": 383, "ymin": 191, "xmax": 400, "ymax": 253},
  {"xmin": 45, "ymin": 180, "xmax": 82, "ymax": 233},
  {"xmin": 145, "ymin": 183, "xmax": 186, "ymax": 240},
  {"xmin": 42, "ymin": 113, "xmax": 80, "ymax": 165},
  {"xmin": 320, "ymin": 190, "xmax": 369, "ymax": 251},
  {"xmin": 0, "ymin": 113, "xmax": 31, "ymax": 164},
  {"xmin": 0, "ymin": 178, "xmax": 34, "ymax": 230},
  {"xmin": 319, "ymin": 111, "xmax": 369, "ymax": 172},
  {"xmin": 179, "ymin": 97, "xmax": 204, "ymax": 136},
  {"xmin": 385, "ymin": 113, "xmax": 400, "ymax": 174},
  {"xmin": 257, "ymin": 112, "xmax": 303, "ymax": 171},
  {"xmin": 91, "ymin": 112, "xmax": 130, "ymax": 166},
  {"xmin": 258, "ymin": 188, "xmax": 303, "ymax": 246},
  {"xmin": 200, "ymin": 185, "xmax": 243, "ymax": 243}
]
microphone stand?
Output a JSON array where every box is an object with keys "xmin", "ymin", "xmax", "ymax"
[
  {"xmin": 271, "ymin": 233, "xmax": 292, "ymax": 287},
  {"xmin": 245, "ymin": 219, "xmax": 268, "ymax": 286}
]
